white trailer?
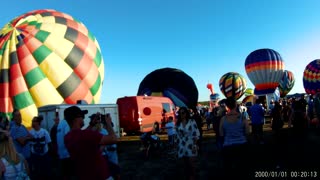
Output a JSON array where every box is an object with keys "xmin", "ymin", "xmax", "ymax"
[{"xmin": 38, "ymin": 104, "xmax": 120, "ymax": 137}]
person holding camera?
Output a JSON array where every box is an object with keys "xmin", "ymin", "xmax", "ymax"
[
  {"xmin": 100, "ymin": 114, "xmax": 121, "ymax": 180},
  {"xmin": 64, "ymin": 106, "xmax": 118, "ymax": 180}
]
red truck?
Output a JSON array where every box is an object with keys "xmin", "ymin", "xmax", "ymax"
[{"xmin": 116, "ymin": 96, "xmax": 176, "ymax": 134}]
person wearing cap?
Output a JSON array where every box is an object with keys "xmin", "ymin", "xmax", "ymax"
[
  {"xmin": 64, "ymin": 106, "xmax": 118, "ymax": 180},
  {"xmin": 88, "ymin": 112, "xmax": 121, "ymax": 180}
]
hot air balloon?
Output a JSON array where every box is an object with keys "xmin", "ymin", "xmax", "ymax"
[
  {"xmin": 244, "ymin": 88, "xmax": 254, "ymax": 96},
  {"xmin": 242, "ymin": 95, "xmax": 255, "ymax": 104},
  {"xmin": 245, "ymin": 48, "xmax": 284, "ymax": 95},
  {"xmin": 303, "ymin": 59, "xmax": 320, "ymax": 95},
  {"xmin": 0, "ymin": 9, "xmax": 104, "ymax": 127},
  {"xmin": 206, "ymin": 83, "xmax": 213, "ymax": 94},
  {"xmin": 219, "ymin": 72, "xmax": 247, "ymax": 100},
  {"xmin": 137, "ymin": 67, "xmax": 198, "ymax": 109},
  {"xmin": 278, "ymin": 70, "xmax": 295, "ymax": 97}
]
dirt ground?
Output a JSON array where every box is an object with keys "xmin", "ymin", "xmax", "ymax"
[{"xmin": 117, "ymin": 124, "xmax": 320, "ymax": 180}]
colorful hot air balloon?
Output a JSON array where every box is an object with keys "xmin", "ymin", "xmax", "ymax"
[
  {"xmin": 242, "ymin": 95, "xmax": 255, "ymax": 104},
  {"xmin": 0, "ymin": 9, "xmax": 104, "ymax": 127},
  {"xmin": 244, "ymin": 88, "xmax": 254, "ymax": 96},
  {"xmin": 206, "ymin": 83, "xmax": 213, "ymax": 94},
  {"xmin": 137, "ymin": 67, "xmax": 199, "ymax": 109},
  {"xmin": 303, "ymin": 59, "xmax": 320, "ymax": 95},
  {"xmin": 219, "ymin": 72, "xmax": 247, "ymax": 100},
  {"xmin": 245, "ymin": 48, "xmax": 284, "ymax": 95},
  {"xmin": 279, "ymin": 70, "xmax": 295, "ymax": 97}
]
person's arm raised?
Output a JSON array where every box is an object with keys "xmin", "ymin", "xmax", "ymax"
[{"xmin": 100, "ymin": 114, "xmax": 118, "ymax": 145}]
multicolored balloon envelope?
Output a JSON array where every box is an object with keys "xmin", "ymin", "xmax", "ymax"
[
  {"xmin": 279, "ymin": 70, "xmax": 295, "ymax": 97},
  {"xmin": 242, "ymin": 95, "xmax": 255, "ymax": 104},
  {"xmin": 244, "ymin": 88, "xmax": 254, "ymax": 96},
  {"xmin": 210, "ymin": 93, "xmax": 220, "ymax": 101},
  {"xmin": 0, "ymin": 9, "xmax": 104, "ymax": 127},
  {"xmin": 219, "ymin": 72, "xmax": 247, "ymax": 100},
  {"xmin": 137, "ymin": 68, "xmax": 198, "ymax": 109},
  {"xmin": 303, "ymin": 59, "xmax": 320, "ymax": 95},
  {"xmin": 245, "ymin": 48, "xmax": 284, "ymax": 95}
]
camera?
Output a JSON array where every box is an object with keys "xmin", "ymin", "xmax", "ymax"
[{"xmin": 100, "ymin": 113, "xmax": 110, "ymax": 124}]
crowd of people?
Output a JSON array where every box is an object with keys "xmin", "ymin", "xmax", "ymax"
[
  {"xmin": 1, "ymin": 93, "xmax": 319, "ymax": 180},
  {"xmin": 0, "ymin": 106, "xmax": 119, "ymax": 180}
]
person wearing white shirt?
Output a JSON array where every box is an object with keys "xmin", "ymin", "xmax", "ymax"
[
  {"xmin": 56, "ymin": 117, "xmax": 74, "ymax": 179},
  {"xmin": 29, "ymin": 116, "xmax": 51, "ymax": 179},
  {"xmin": 165, "ymin": 116, "xmax": 176, "ymax": 149}
]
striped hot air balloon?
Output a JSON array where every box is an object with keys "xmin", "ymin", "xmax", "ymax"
[
  {"xmin": 245, "ymin": 48, "xmax": 284, "ymax": 95},
  {"xmin": 0, "ymin": 9, "xmax": 104, "ymax": 127},
  {"xmin": 242, "ymin": 95, "xmax": 255, "ymax": 104},
  {"xmin": 279, "ymin": 70, "xmax": 295, "ymax": 97},
  {"xmin": 303, "ymin": 59, "xmax": 320, "ymax": 95},
  {"xmin": 244, "ymin": 88, "xmax": 254, "ymax": 96},
  {"xmin": 219, "ymin": 72, "xmax": 247, "ymax": 100}
]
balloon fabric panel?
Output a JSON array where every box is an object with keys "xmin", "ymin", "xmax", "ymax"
[{"xmin": 0, "ymin": 9, "xmax": 104, "ymax": 126}]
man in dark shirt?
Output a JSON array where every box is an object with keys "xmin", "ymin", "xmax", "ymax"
[{"xmin": 64, "ymin": 106, "xmax": 118, "ymax": 180}]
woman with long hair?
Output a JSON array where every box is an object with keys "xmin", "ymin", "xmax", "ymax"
[
  {"xmin": 219, "ymin": 97, "xmax": 250, "ymax": 178},
  {"xmin": 0, "ymin": 130, "xmax": 30, "ymax": 179},
  {"xmin": 175, "ymin": 107, "xmax": 200, "ymax": 180}
]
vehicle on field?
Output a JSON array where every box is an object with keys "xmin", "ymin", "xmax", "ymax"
[
  {"xmin": 116, "ymin": 96, "xmax": 175, "ymax": 134},
  {"xmin": 38, "ymin": 103, "xmax": 120, "ymax": 137}
]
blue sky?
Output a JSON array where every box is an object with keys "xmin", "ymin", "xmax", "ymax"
[{"xmin": 2, "ymin": 0, "xmax": 320, "ymax": 103}]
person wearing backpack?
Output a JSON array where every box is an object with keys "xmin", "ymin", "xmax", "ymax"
[{"xmin": 0, "ymin": 130, "xmax": 30, "ymax": 180}]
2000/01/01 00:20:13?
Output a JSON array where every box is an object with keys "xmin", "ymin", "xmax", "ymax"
[{"xmin": 254, "ymin": 171, "xmax": 318, "ymax": 178}]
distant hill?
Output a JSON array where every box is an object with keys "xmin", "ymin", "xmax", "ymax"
[{"xmin": 198, "ymin": 101, "xmax": 210, "ymax": 106}]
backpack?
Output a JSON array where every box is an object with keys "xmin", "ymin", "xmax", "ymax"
[{"xmin": 212, "ymin": 107, "xmax": 223, "ymax": 132}]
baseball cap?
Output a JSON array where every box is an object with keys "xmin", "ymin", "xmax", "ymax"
[{"xmin": 64, "ymin": 106, "xmax": 88, "ymax": 124}]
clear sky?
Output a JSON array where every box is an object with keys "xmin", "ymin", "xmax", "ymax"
[{"xmin": 2, "ymin": 0, "xmax": 320, "ymax": 103}]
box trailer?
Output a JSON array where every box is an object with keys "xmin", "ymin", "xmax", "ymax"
[
  {"xmin": 117, "ymin": 96, "xmax": 176, "ymax": 134},
  {"xmin": 38, "ymin": 104, "xmax": 120, "ymax": 137}
]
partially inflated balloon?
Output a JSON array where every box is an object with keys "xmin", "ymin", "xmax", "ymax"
[
  {"xmin": 219, "ymin": 72, "xmax": 247, "ymax": 100},
  {"xmin": 279, "ymin": 70, "xmax": 295, "ymax": 97},
  {"xmin": 303, "ymin": 59, "xmax": 320, "ymax": 95},
  {"xmin": 0, "ymin": 9, "xmax": 104, "ymax": 127},
  {"xmin": 137, "ymin": 67, "xmax": 198, "ymax": 109},
  {"xmin": 245, "ymin": 48, "xmax": 284, "ymax": 95}
]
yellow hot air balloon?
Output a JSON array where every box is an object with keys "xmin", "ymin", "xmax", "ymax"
[{"xmin": 0, "ymin": 9, "xmax": 104, "ymax": 127}]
